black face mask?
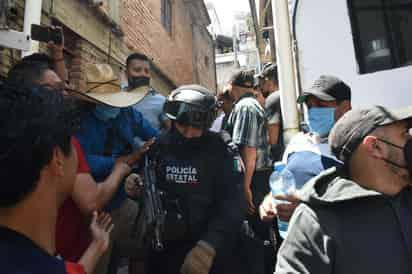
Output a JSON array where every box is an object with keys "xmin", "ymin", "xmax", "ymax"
[
  {"xmin": 128, "ymin": 76, "xmax": 150, "ymax": 89},
  {"xmin": 170, "ymin": 125, "xmax": 205, "ymax": 148},
  {"xmin": 403, "ymin": 139, "xmax": 412, "ymax": 176},
  {"xmin": 377, "ymin": 138, "xmax": 412, "ymax": 176}
]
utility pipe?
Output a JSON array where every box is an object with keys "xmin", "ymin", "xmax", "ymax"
[{"xmin": 271, "ymin": 0, "xmax": 300, "ymax": 143}]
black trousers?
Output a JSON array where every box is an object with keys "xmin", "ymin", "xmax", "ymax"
[
  {"xmin": 145, "ymin": 240, "xmax": 240, "ymax": 274},
  {"xmin": 240, "ymin": 169, "xmax": 281, "ymax": 274}
]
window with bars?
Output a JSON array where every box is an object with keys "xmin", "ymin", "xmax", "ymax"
[
  {"xmin": 348, "ymin": 0, "xmax": 412, "ymax": 74},
  {"xmin": 161, "ymin": 0, "xmax": 173, "ymax": 34}
]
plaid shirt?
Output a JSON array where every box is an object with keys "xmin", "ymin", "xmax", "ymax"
[{"xmin": 225, "ymin": 93, "xmax": 271, "ymax": 170}]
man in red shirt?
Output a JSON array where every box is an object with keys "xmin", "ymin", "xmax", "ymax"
[{"xmin": 55, "ymin": 138, "xmax": 102, "ymax": 261}]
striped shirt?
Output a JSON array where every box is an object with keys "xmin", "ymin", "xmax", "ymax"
[{"xmin": 225, "ymin": 93, "xmax": 271, "ymax": 170}]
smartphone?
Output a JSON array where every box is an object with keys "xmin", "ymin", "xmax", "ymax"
[{"xmin": 31, "ymin": 24, "xmax": 63, "ymax": 45}]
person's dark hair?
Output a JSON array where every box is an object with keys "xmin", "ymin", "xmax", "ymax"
[
  {"xmin": 0, "ymin": 84, "xmax": 80, "ymax": 207},
  {"xmin": 126, "ymin": 52, "xmax": 150, "ymax": 67},
  {"xmin": 21, "ymin": 53, "xmax": 54, "ymax": 69},
  {"xmin": 263, "ymin": 63, "xmax": 278, "ymax": 83},
  {"xmin": 333, "ymin": 82, "xmax": 351, "ymax": 104},
  {"xmin": 230, "ymin": 70, "xmax": 255, "ymax": 88},
  {"xmin": 219, "ymin": 88, "xmax": 232, "ymax": 101},
  {"xmin": 6, "ymin": 61, "xmax": 51, "ymax": 87}
]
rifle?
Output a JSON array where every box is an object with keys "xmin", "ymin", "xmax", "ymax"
[{"xmin": 142, "ymin": 154, "xmax": 165, "ymax": 251}]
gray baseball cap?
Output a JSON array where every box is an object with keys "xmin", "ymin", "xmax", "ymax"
[{"xmin": 329, "ymin": 105, "xmax": 412, "ymax": 163}]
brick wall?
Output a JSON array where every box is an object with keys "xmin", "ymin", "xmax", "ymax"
[
  {"xmin": 122, "ymin": 0, "xmax": 215, "ymax": 90},
  {"xmin": 70, "ymin": 39, "xmax": 124, "ymax": 92}
]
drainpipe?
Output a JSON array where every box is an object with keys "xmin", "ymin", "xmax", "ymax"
[
  {"xmin": 271, "ymin": 0, "xmax": 300, "ymax": 143},
  {"xmin": 22, "ymin": 0, "xmax": 43, "ymax": 57},
  {"xmin": 248, "ymin": 0, "xmax": 262, "ymax": 64},
  {"xmin": 213, "ymin": 40, "xmax": 218, "ymax": 93},
  {"xmin": 232, "ymin": 25, "xmax": 239, "ymax": 68}
]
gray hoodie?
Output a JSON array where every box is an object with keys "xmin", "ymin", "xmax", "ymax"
[{"xmin": 275, "ymin": 167, "xmax": 412, "ymax": 274}]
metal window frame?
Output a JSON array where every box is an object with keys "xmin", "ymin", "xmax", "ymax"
[{"xmin": 347, "ymin": 0, "xmax": 412, "ymax": 74}]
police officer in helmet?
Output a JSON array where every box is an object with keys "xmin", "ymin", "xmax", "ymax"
[{"xmin": 145, "ymin": 85, "xmax": 245, "ymax": 274}]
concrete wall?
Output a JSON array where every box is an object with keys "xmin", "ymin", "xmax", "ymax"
[
  {"xmin": 216, "ymin": 52, "xmax": 238, "ymax": 91},
  {"xmin": 295, "ymin": 0, "xmax": 412, "ymax": 108}
]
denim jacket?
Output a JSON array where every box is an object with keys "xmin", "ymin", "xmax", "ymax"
[{"xmin": 76, "ymin": 107, "xmax": 159, "ymax": 210}]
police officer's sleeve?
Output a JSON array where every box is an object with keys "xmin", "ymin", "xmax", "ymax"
[
  {"xmin": 202, "ymin": 147, "xmax": 245, "ymax": 253},
  {"xmin": 275, "ymin": 203, "xmax": 334, "ymax": 274}
]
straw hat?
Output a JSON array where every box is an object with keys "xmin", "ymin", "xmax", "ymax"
[{"xmin": 71, "ymin": 64, "xmax": 149, "ymax": 108}]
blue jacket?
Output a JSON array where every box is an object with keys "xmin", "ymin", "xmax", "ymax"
[
  {"xmin": 282, "ymin": 132, "xmax": 342, "ymax": 188},
  {"xmin": 76, "ymin": 107, "xmax": 159, "ymax": 210}
]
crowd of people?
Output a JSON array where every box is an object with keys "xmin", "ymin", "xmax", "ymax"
[{"xmin": 1, "ymin": 28, "xmax": 412, "ymax": 274}]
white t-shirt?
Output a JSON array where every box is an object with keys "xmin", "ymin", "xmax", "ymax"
[{"xmin": 210, "ymin": 113, "xmax": 225, "ymax": 133}]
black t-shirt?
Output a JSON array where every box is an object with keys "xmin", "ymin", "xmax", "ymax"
[{"xmin": 0, "ymin": 226, "xmax": 83, "ymax": 274}]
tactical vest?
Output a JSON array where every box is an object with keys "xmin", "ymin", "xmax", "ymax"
[{"xmin": 149, "ymin": 129, "xmax": 239, "ymax": 241}]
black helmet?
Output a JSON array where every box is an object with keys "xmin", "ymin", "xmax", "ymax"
[{"xmin": 164, "ymin": 85, "xmax": 218, "ymax": 129}]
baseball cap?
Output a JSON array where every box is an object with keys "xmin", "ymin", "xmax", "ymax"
[
  {"xmin": 297, "ymin": 75, "xmax": 351, "ymax": 104},
  {"xmin": 258, "ymin": 63, "xmax": 278, "ymax": 79},
  {"xmin": 230, "ymin": 70, "xmax": 255, "ymax": 88},
  {"xmin": 329, "ymin": 105, "xmax": 412, "ymax": 163}
]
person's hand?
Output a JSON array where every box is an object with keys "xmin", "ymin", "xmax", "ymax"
[
  {"xmin": 125, "ymin": 173, "xmax": 144, "ymax": 199},
  {"xmin": 113, "ymin": 159, "xmax": 132, "ymax": 177},
  {"xmin": 89, "ymin": 211, "xmax": 114, "ymax": 253},
  {"xmin": 259, "ymin": 194, "xmax": 277, "ymax": 222},
  {"xmin": 47, "ymin": 26, "xmax": 64, "ymax": 56},
  {"xmin": 139, "ymin": 138, "xmax": 155, "ymax": 154},
  {"xmin": 245, "ymin": 187, "xmax": 255, "ymax": 215},
  {"xmin": 180, "ymin": 241, "xmax": 216, "ymax": 274},
  {"xmin": 273, "ymin": 194, "xmax": 300, "ymax": 222},
  {"xmin": 117, "ymin": 138, "xmax": 155, "ymax": 166}
]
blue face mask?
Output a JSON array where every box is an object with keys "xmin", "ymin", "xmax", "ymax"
[
  {"xmin": 94, "ymin": 105, "xmax": 121, "ymax": 121},
  {"xmin": 308, "ymin": 107, "xmax": 335, "ymax": 137}
]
